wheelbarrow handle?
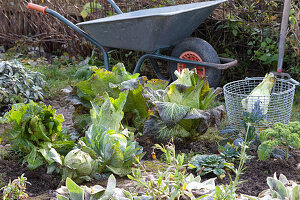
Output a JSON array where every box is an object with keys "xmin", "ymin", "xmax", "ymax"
[
  {"xmin": 102, "ymin": 0, "xmax": 123, "ymax": 14},
  {"xmin": 27, "ymin": 3, "xmax": 110, "ymax": 71},
  {"xmin": 28, "ymin": 3, "xmax": 48, "ymax": 14}
]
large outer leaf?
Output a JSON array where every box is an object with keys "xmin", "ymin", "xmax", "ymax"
[
  {"xmin": 143, "ymin": 87, "xmax": 166, "ymax": 103},
  {"xmin": 187, "ymin": 105, "xmax": 225, "ymax": 129},
  {"xmin": 110, "ymin": 77, "xmax": 146, "ymax": 92},
  {"xmin": 4, "ymin": 103, "xmax": 27, "ymax": 125},
  {"xmin": 39, "ymin": 143, "xmax": 62, "ymax": 165},
  {"xmin": 111, "ymin": 63, "xmax": 140, "ymax": 80},
  {"xmin": 24, "ymin": 147, "xmax": 44, "ymax": 170},
  {"xmin": 166, "ymin": 84, "xmax": 187, "ymax": 105},
  {"xmin": 66, "ymin": 177, "xmax": 85, "ymax": 200},
  {"xmin": 184, "ymin": 108, "xmax": 208, "ymax": 120},
  {"xmin": 167, "ymin": 72, "xmax": 213, "ymax": 110},
  {"xmin": 124, "ymin": 85, "xmax": 149, "ymax": 127},
  {"xmin": 108, "ymin": 77, "xmax": 149, "ymax": 128},
  {"xmin": 167, "ymin": 81, "xmax": 207, "ymax": 109},
  {"xmin": 143, "ymin": 115, "xmax": 190, "ymax": 142},
  {"xmin": 75, "ymin": 79, "xmax": 94, "ymax": 98},
  {"xmin": 155, "ymin": 102, "xmax": 190, "ymax": 126},
  {"xmin": 75, "ymin": 63, "xmax": 140, "ymax": 106},
  {"xmin": 57, "ymin": 194, "xmax": 69, "ymax": 200},
  {"xmin": 291, "ymin": 185, "xmax": 300, "ymax": 200},
  {"xmin": 101, "ymin": 174, "xmax": 117, "ymax": 199},
  {"xmin": 90, "ymin": 92, "xmax": 127, "ymax": 131},
  {"xmin": 266, "ymin": 177, "xmax": 288, "ymax": 199}
]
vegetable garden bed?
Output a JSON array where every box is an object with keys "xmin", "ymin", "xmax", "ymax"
[
  {"xmin": 0, "ymin": 94, "xmax": 299, "ymax": 199},
  {"xmin": 0, "ymin": 56, "xmax": 299, "ymax": 199}
]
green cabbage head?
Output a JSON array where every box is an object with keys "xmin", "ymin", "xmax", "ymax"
[{"xmin": 63, "ymin": 149, "xmax": 95, "ymax": 182}]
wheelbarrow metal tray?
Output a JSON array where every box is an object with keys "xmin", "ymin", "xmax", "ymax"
[{"xmin": 77, "ymin": 0, "xmax": 226, "ymax": 52}]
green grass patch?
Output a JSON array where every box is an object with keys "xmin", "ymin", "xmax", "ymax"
[{"xmin": 28, "ymin": 63, "xmax": 79, "ymax": 98}]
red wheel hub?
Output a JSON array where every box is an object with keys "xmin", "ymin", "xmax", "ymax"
[{"xmin": 177, "ymin": 51, "xmax": 205, "ymax": 77}]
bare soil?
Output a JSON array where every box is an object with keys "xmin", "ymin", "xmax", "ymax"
[
  {"xmin": 139, "ymin": 136, "xmax": 300, "ymax": 196},
  {"xmin": 0, "ymin": 157, "xmax": 60, "ymax": 199}
]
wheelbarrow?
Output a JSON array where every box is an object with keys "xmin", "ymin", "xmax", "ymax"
[{"xmin": 28, "ymin": 0, "xmax": 238, "ymax": 88}]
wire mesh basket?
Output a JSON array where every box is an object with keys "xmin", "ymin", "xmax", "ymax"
[{"xmin": 223, "ymin": 77, "xmax": 295, "ymax": 132}]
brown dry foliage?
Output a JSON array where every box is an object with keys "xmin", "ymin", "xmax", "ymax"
[
  {"xmin": 0, "ymin": 0, "xmax": 299, "ymax": 65},
  {"xmin": 0, "ymin": 0, "xmax": 196, "ymax": 55}
]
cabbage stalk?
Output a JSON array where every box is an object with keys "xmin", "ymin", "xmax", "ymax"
[{"xmin": 242, "ymin": 73, "xmax": 276, "ymax": 114}]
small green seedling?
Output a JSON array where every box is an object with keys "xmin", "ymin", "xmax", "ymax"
[{"xmin": 1, "ymin": 174, "xmax": 30, "ymax": 200}]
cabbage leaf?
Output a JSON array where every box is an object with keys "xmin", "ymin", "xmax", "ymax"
[{"xmin": 143, "ymin": 69, "xmax": 224, "ymax": 142}]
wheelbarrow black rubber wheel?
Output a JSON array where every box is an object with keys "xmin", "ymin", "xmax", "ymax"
[{"xmin": 170, "ymin": 37, "xmax": 221, "ymax": 88}]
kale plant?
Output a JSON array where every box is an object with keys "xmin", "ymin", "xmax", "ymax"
[
  {"xmin": 258, "ymin": 121, "xmax": 300, "ymax": 161},
  {"xmin": 212, "ymin": 100, "xmax": 266, "ymax": 199},
  {"xmin": 218, "ymin": 100, "xmax": 265, "ymax": 149}
]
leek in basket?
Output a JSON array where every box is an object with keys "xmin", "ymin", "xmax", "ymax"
[{"xmin": 242, "ymin": 73, "xmax": 276, "ymax": 114}]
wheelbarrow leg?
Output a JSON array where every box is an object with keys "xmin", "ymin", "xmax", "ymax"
[
  {"xmin": 133, "ymin": 54, "xmax": 169, "ymax": 81},
  {"xmin": 149, "ymin": 58, "xmax": 170, "ymax": 81}
]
